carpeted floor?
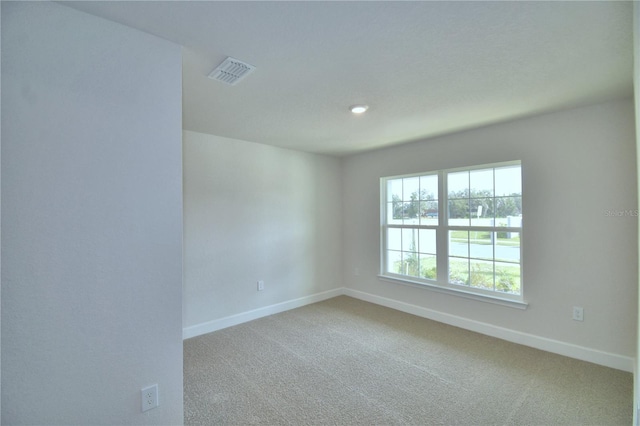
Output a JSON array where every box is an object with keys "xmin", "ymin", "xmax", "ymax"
[{"xmin": 184, "ymin": 296, "xmax": 632, "ymax": 425}]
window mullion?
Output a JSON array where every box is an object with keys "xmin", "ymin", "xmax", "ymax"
[{"xmin": 437, "ymin": 170, "xmax": 448, "ymax": 284}]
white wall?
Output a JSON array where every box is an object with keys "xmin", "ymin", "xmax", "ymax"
[
  {"xmin": 634, "ymin": 2, "xmax": 640, "ymax": 422},
  {"xmin": 1, "ymin": 1, "xmax": 3, "ymax": 417},
  {"xmin": 342, "ymin": 99, "xmax": 637, "ymax": 363},
  {"xmin": 183, "ymin": 130, "xmax": 342, "ymax": 335},
  {"xmin": 1, "ymin": 3, "xmax": 183, "ymax": 424}
]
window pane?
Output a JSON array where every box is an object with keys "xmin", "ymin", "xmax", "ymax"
[
  {"xmin": 401, "ymin": 179, "xmax": 420, "ymax": 223},
  {"xmin": 402, "ymin": 252, "xmax": 420, "ymax": 278},
  {"xmin": 420, "ymin": 175, "xmax": 438, "ymax": 200},
  {"xmin": 403, "ymin": 203, "xmax": 420, "ymax": 225},
  {"xmin": 495, "ymin": 262, "xmax": 521, "ymax": 294},
  {"xmin": 420, "ymin": 200, "xmax": 438, "ymax": 226},
  {"xmin": 469, "ymin": 231, "xmax": 493, "ymax": 260},
  {"xmin": 495, "ymin": 231, "xmax": 520, "ymax": 263},
  {"xmin": 470, "ymin": 259, "xmax": 494, "ymax": 290},
  {"xmin": 404, "ymin": 216, "xmax": 420, "ymax": 225},
  {"xmin": 470, "ymin": 197, "xmax": 494, "ymax": 227},
  {"xmin": 449, "ymin": 257, "xmax": 469, "ymax": 285},
  {"xmin": 495, "ymin": 165, "xmax": 521, "ymax": 197},
  {"xmin": 403, "ymin": 177, "xmax": 419, "ymax": 201},
  {"xmin": 448, "ymin": 171, "xmax": 468, "ymax": 199},
  {"xmin": 387, "ymin": 251, "xmax": 402, "ymax": 274},
  {"xmin": 387, "ymin": 228, "xmax": 402, "ymax": 251},
  {"xmin": 402, "ymin": 229, "xmax": 417, "ymax": 252},
  {"xmin": 495, "ymin": 196, "xmax": 522, "ymax": 225},
  {"xmin": 470, "ymin": 168, "xmax": 493, "ymax": 196},
  {"xmin": 387, "ymin": 203, "xmax": 402, "ymax": 225},
  {"xmin": 448, "ymin": 199, "xmax": 470, "ymax": 226},
  {"xmin": 418, "ymin": 229, "xmax": 436, "ymax": 254},
  {"xmin": 387, "ymin": 179, "xmax": 403, "ymax": 203},
  {"xmin": 420, "ymin": 254, "xmax": 437, "ymax": 280},
  {"xmin": 449, "ymin": 231, "xmax": 469, "ymax": 258}
]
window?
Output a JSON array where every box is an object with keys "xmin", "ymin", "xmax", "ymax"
[{"xmin": 380, "ymin": 161, "xmax": 523, "ymax": 304}]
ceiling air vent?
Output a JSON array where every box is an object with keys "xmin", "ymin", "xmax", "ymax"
[{"xmin": 208, "ymin": 57, "xmax": 256, "ymax": 86}]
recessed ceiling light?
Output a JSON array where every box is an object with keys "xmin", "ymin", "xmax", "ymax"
[{"xmin": 350, "ymin": 105, "xmax": 369, "ymax": 114}]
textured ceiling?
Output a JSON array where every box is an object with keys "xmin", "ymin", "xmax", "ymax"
[{"xmin": 61, "ymin": 1, "xmax": 633, "ymax": 156}]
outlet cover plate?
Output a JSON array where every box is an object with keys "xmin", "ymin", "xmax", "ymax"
[
  {"xmin": 573, "ymin": 306, "xmax": 584, "ymax": 321},
  {"xmin": 141, "ymin": 384, "xmax": 158, "ymax": 412}
]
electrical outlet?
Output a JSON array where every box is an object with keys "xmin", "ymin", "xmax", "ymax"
[
  {"xmin": 257, "ymin": 280, "xmax": 264, "ymax": 291},
  {"xmin": 573, "ymin": 306, "xmax": 584, "ymax": 322},
  {"xmin": 141, "ymin": 384, "xmax": 158, "ymax": 412}
]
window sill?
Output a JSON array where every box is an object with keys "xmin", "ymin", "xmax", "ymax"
[{"xmin": 377, "ymin": 274, "xmax": 528, "ymax": 310}]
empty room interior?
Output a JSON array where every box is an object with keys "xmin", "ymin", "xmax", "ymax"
[{"xmin": 2, "ymin": 1, "xmax": 640, "ymax": 425}]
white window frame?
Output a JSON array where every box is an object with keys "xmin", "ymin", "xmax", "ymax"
[{"xmin": 379, "ymin": 161, "xmax": 527, "ymax": 309}]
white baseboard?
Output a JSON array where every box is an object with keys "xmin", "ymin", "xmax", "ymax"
[
  {"xmin": 183, "ymin": 286, "xmax": 633, "ymax": 372},
  {"xmin": 344, "ymin": 288, "xmax": 634, "ymax": 372},
  {"xmin": 182, "ymin": 288, "xmax": 343, "ymax": 340}
]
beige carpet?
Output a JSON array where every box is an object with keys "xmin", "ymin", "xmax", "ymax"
[{"xmin": 184, "ymin": 296, "xmax": 632, "ymax": 425}]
